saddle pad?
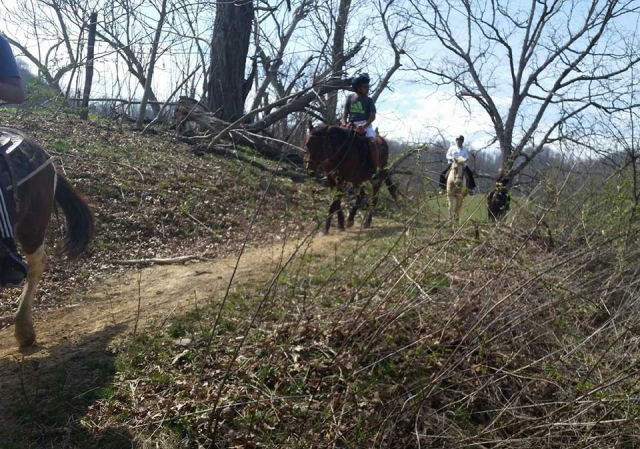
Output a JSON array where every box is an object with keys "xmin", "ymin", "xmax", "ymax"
[{"xmin": 0, "ymin": 128, "xmax": 53, "ymax": 191}]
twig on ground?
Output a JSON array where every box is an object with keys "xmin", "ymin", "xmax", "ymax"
[{"xmin": 110, "ymin": 253, "xmax": 212, "ymax": 266}]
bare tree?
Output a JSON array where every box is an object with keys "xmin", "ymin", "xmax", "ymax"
[
  {"xmin": 80, "ymin": 11, "xmax": 97, "ymax": 120},
  {"xmin": 2, "ymin": 0, "xmax": 85, "ymax": 97},
  {"xmin": 207, "ymin": 0, "xmax": 255, "ymax": 121},
  {"xmin": 370, "ymin": 0, "xmax": 410, "ymax": 103},
  {"xmin": 323, "ymin": 0, "xmax": 352, "ymax": 123},
  {"xmin": 406, "ymin": 0, "xmax": 640, "ymax": 176},
  {"xmin": 250, "ymin": 0, "xmax": 314, "ymax": 112},
  {"xmin": 65, "ymin": 0, "xmax": 194, "ymax": 116},
  {"xmin": 135, "ymin": 0, "xmax": 168, "ymax": 128}
]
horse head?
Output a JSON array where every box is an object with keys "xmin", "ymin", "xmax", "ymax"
[
  {"xmin": 450, "ymin": 156, "xmax": 467, "ymax": 187},
  {"xmin": 304, "ymin": 120, "xmax": 329, "ymax": 175}
]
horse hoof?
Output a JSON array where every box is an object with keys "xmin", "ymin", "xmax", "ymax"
[
  {"xmin": 346, "ymin": 220, "xmax": 354, "ymax": 228},
  {"xmin": 14, "ymin": 320, "xmax": 36, "ymax": 347}
]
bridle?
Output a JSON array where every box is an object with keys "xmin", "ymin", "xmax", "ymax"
[
  {"xmin": 306, "ymin": 126, "xmax": 354, "ymax": 170},
  {"xmin": 305, "ymin": 127, "xmax": 330, "ymax": 165},
  {"xmin": 452, "ymin": 159, "xmax": 466, "ymax": 186}
]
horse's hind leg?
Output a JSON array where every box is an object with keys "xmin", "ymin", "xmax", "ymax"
[
  {"xmin": 382, "ymin": 170, "xmax": 399, "ymax": 202},
  {"xmin": 347, "ymin": 186, "xmax": 365, "ymax": 227},
  {"xmin": 337, "ymin": 202, "xmax": 345, "ymax": 231},
  {"xmin": 364, "ymin": 181, "xmax": 382, "ymax": 229},
  {"xmin": 14, "ymin": 244, "xmax": 45, "ymax": 347}
]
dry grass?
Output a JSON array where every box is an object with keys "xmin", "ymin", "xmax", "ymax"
[{"xmin": 4, "ymin": 112, "xmax": 640, "ymax": 448}]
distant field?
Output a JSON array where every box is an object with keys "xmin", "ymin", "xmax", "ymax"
[{"xmin": 420, "ymin": 190, "xmax": 522, "ymax": 225}]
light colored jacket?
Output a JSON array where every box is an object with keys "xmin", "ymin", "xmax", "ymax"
[{"xmin": 446, "ymin": 144, "xmax": 468, "ymax": 163}]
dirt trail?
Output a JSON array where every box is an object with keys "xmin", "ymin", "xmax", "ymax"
[
  {"xmin": 0, "ymin": 231, "xmax": 354, "ymax": 360},
  {"xmin": 0, "ymin": 229, "xmax": 366, "ymax": 438}
]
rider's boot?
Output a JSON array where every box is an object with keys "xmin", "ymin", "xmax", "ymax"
[
  {"xmin": 0, "ymin": 186, "xmax": 27, "ymax": 287},
  {"xmin": 0, "ymin": 237, "xmax": 27, "ymax": 288}
]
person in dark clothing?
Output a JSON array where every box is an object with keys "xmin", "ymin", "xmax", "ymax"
[
  {"xmin": 0, "ymin": 34, "xmax": 28, "ymax": 287},
  {"xmin": 494, "ymin": 168, "xmax": 509, "ymax": 187},
  {"xmin": 341, "ymin": 73, "xmax": 380, "ymax": 175},
  {"xmin": 487, "ymin": 168, "xmax": 511, "ymax": 220},
  {"xmin": 439, "ymin": 135, "xmax": 477, "ymax": 194}
]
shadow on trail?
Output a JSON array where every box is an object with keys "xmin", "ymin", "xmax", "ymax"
[{"xmin": 0, "ymin": 323, "xmax": 136, "ymax": 448}]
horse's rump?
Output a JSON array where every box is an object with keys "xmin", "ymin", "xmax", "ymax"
[{"xmin": 0, "ymin": 128, "xmax": 53, "ymax": 194}]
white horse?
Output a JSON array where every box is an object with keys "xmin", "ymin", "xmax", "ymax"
[{"xmin": 446, "ymin": 156, "xmax": 469, "ymax": 225}]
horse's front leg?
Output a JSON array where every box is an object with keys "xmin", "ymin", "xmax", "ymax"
[
  {"xmin": 14, "ymin": 244, "xmax": 46, "ymax": 347},
  {"xmin": 347, "ymin": 185, "xmax": 365, "ymax": 227},
  {"xmin": 337, "ymin": 200, "xmax": 345, "ymax": 231},
  {"xmin": 325, "ymin": 184, "xmax": 345, "ymax": 234},
  {"xmin": 448, "ymin": 193, "xmax": 455, "ymax": 223},
  {"xmin": 455, "ymin": 194, "xmax": 464, "ymax": 225},
  {"xmin": 364, "ymin": 180, "xmax": 382, "ymax": 229},
  {"xmin": 325, "ymin": 198, "xmax": 338, "ymax": 234}
]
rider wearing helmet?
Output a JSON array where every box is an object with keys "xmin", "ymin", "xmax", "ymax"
[
  {"xmin": 439, "ymin": 135, "xmax": 477, "ymax": 194},
  {"xmin": 0, "ymin": 34, "xmax": 28, "ymax": 287},
  {"xmin": 341, "ymin": 73, "xmax": 380, "ymax": 175}
]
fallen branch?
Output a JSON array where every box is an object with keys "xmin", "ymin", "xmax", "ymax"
[
  {"xmin": 194, "ymin": 144, "xmax": 307, "ymax": 181},
  {"xmin": 111, "ymin": 254, "xmax": 211, "ymax": 266}
]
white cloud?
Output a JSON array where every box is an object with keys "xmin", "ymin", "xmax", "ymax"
[{"xmin": 375, "ymin": 88, "xmax": 498, "ymax": 148}]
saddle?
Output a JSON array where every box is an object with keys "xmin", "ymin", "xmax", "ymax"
[
  {"xmin": 341, "ymin": 124, "xmax": 379, "ymax": 172},
  {"xmin": 0, "ymin": 128, "xmax": 53, "ymax": 203},
  {"xmin": 0, "ymin": 132, "xmax": 22, "ymax": 154},
  {"xmin": 342, "ymin": 123, "xmax": 368, "ymax": 141},
  {"xmin": 0, "ymin": 131, "xmax": 24, "ymax": 204}
]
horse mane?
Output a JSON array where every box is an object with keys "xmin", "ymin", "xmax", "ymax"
[{"xmin": 328, "ymin": 125, "xmax": 356, "ymax": 146}]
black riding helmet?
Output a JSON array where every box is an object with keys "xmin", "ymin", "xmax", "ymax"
[{"xmin": 351, "ymin": 73, "xmax": 371, "ymax": 91}]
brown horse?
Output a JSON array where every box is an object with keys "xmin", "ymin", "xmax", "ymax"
[
  {"xmin": 304, "ymin": 121, "xmax": 398, "ymax": 234},
  {"xmin": 487, "ymin": 184, "xmax": 510, "ymax": 221},
  {"xmin": 1, "ymin": 128, "xmax": 95, "ymax": 347}
]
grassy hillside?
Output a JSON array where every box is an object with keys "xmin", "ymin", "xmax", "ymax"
[
  {"xmin": 0, "ymin": 112, "xmax": 327, "ymax": 323},
  {"xmin": 2, "ymin": 113, "xmax": 640, "ymax": 448}
]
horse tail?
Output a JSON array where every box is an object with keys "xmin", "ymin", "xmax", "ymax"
[
  {"xmin": 381, "ymin": 169, "xmax": 399, "ymax": 201},
  {"xmin": 55, "ymin": 174, "xmax": 95, "ymax": 259}
]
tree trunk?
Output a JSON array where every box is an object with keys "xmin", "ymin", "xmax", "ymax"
[
  {"xmin": 136, "ymin": 0, "xmax": 168, "ymax": 128},
  {"xmin": 207, "ymin": 0, "xmax": 254, "ymax": 122},
  {"xmin": 172, "ymin": 97, "xmax": 305, "ymax": 164},
  {"xmin": 80, "ymin": 12, "xmax": 97, "ymax": 120},
  {"xmin": 325, "ymin": 0, "xmax": 352, "ymax": 124}
]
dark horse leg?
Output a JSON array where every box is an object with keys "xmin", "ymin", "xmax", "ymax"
[
  {"xmin": 364, "ymin": 177, "xmax": 383, "ymax": 229},
  {"xmin": 325, "ymin": 187, "xmax": 345, "ymax": 234},
  {"xmin": 13, "ymin": 165, "xmax": 54, "ymax": 347},
  {"xmin": 487, "ymin": 192, "xmax": 496, "ymax": 222},
  {"xmin": 347, "ymin": 185, "xmax": 365, "ymax": 227},
  {"xmin": 382, "ymin": 169, "xmax": 399, "ymax": 202}
]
